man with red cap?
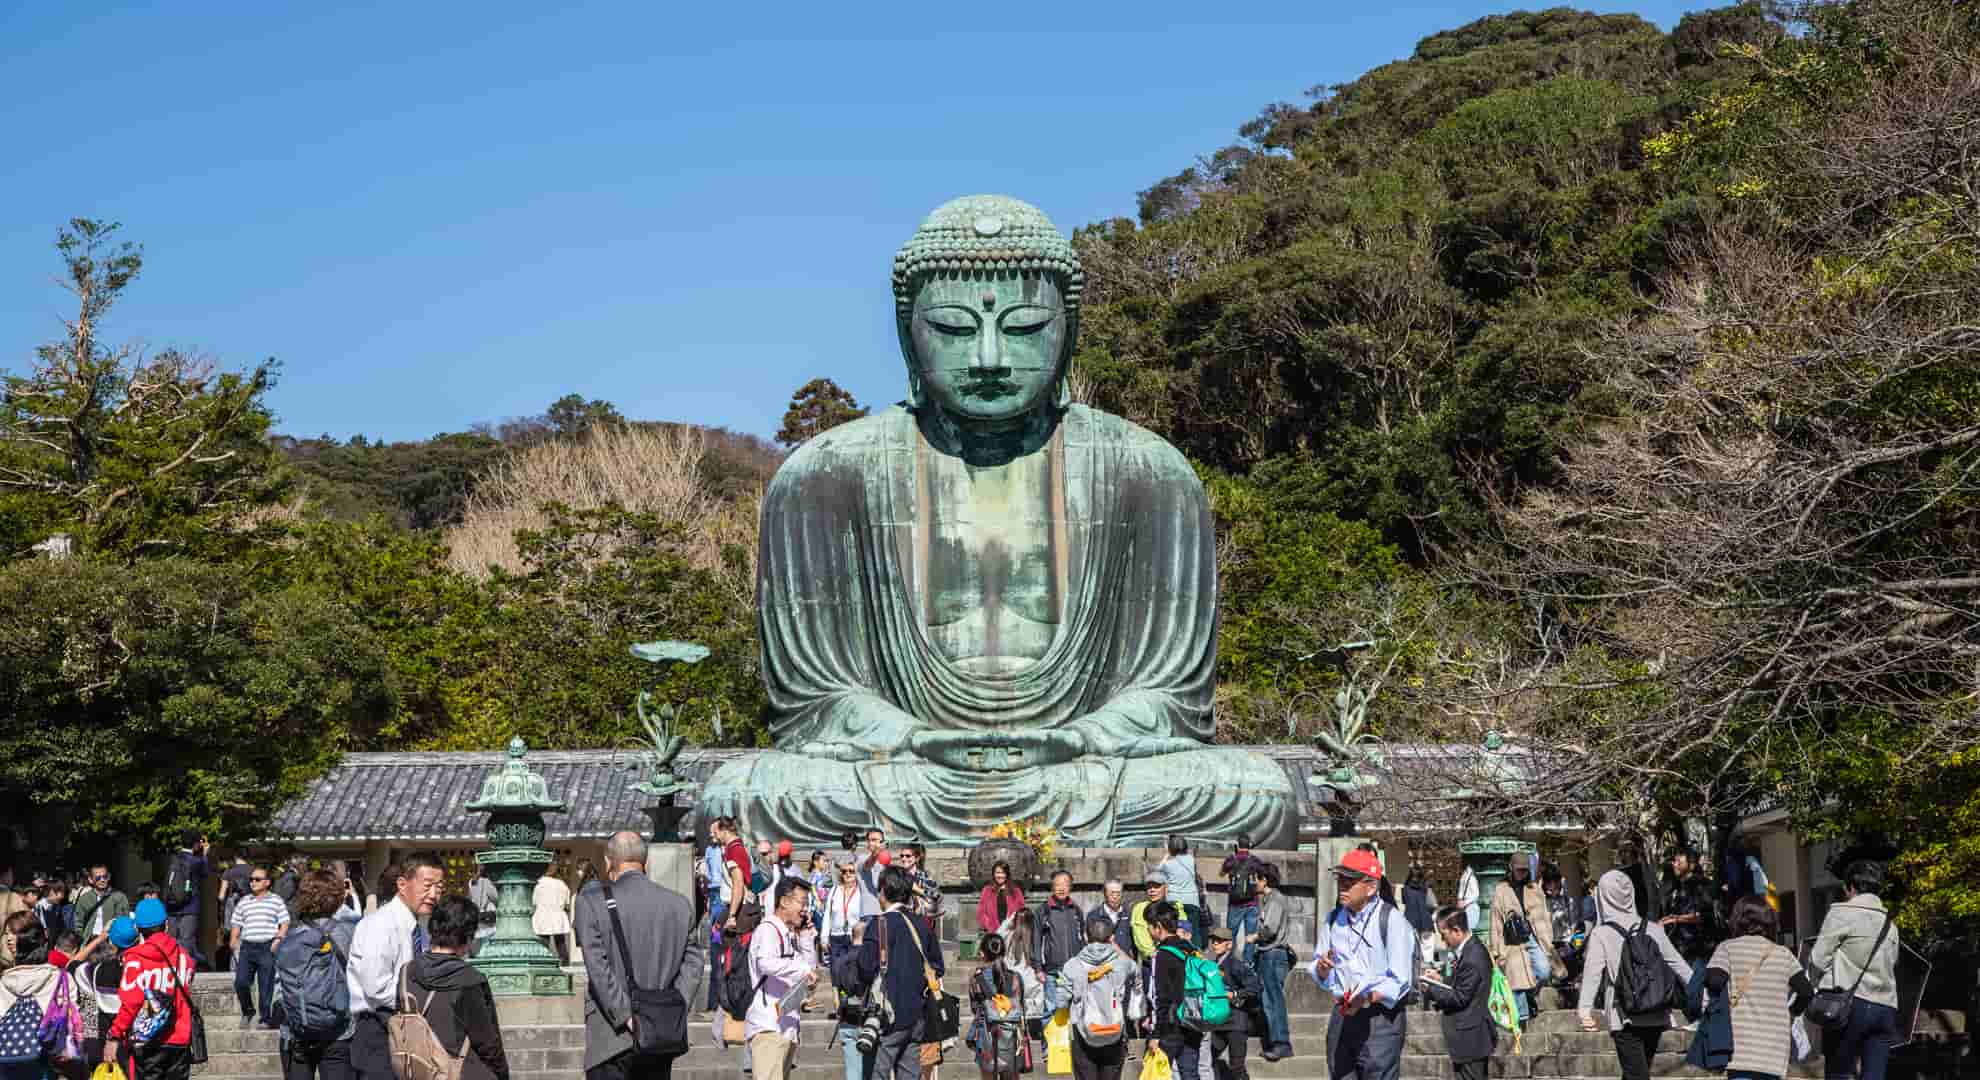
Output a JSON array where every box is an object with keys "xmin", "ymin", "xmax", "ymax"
[{"xmin": 1309, "ymin": 848, "xmax": 1416, "ymax": 1080}]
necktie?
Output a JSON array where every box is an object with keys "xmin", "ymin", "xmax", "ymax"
[{"xmin": 412, "ymin": 924, "xmax": 429, "ymax": 955}]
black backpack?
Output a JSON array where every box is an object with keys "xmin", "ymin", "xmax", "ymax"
[
  {"xmin": 1228, "ymin": 860, "xmax": 1258, "ymax": 906},
  {"xmin": 1602, "ymin": 921, "xmax": 1685, "ymax": 1024},
  {"xmin": 164, "ymin": 854, "xmax": 194, "ymax": 908},
  {"xmin": 718, "ymin": 939, "xmax": 758, "ymax": 1020}
]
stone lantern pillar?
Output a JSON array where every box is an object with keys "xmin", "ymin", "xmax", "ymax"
[
  {"xmin": 464, "ymin": 737, "xmax": 573, "ymax": 996},
  {"xmin": 1457, "ymin": 835, "xmax": 1536, "ymax": 937}
]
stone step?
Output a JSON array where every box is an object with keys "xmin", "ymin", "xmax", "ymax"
[
  {"xmin": 185, "ymin": 1018, "xmax": 1827, "ymax": 1080},
  {"xmin": 190, "ymin": 1045, "xmax": 1824, "ymax": 1080}
]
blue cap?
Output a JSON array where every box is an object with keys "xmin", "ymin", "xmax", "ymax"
[
  {"xmin": 134, "ymin": 897, "xmax": 168, "ymax": 929},
  {"xmin": 109, "ymin": 916, "xmax": 140, "ymax": 949}
]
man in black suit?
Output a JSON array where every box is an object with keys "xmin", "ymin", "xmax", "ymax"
[
  {"xmin": 574, "ymin": 831, "xmax": 707, "ymax": 1080},
  {"xmin": 848, "ymin": 866, "xmax": 946, "ymax": 1080},
  {"xmin": 1419, "ymin": 906, "xmax": 1496, "ymax": 1080}
]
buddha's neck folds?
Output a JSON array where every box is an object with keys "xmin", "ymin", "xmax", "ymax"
[{"xmin": 915, "ymin": 401, "xmax": 1060, "ymax": 466}]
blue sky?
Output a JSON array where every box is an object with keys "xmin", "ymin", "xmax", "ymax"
[{"xmin": 2, "ymin": 2, "xmax": 1704, "ymax": 443}]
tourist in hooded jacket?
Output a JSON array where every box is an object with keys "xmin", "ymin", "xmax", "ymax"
[
  {"xmin": 1061, "ymin": 917, "xmax": 1137, "ymax": 1080},
  {"xmin": 1, "ymin": 923, "xmax": 87, "ymax": 1080},
  {"xmin": 1575, "ymin": 871, "xmax": 1691, "ymax": 1080},
  {"xmin": 406, "ymin": 897, "xmax": 510, "ymax": 1080}
]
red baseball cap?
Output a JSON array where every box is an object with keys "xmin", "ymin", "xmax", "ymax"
[
  {"xmin": 877, "ymin": 850, "xmax": 893, "ymax": 865},
  {"xmin": 1335, "ymin": 848, "xmax": 1383, "ymax": 881},
  {"xmin": 776, "ymin": 840, "xmax": 793, "ymax": 858}
]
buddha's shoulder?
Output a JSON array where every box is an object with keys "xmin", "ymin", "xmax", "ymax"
[
  {"xmin": 1067, "ymin": 405, "xmax": 1198, "ymax": 475},
  {"xmin": 766, "ymin": 408, "xmax": 909, "ymax": 490}
]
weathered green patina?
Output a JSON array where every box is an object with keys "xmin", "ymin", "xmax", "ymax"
[
  {"xmin": 699, "ymin": 195, "xmax": 1295, "ymax": 847},
  {"xmin": 465, "ymin": 738, "xmax": 573, "ymax": 996}
]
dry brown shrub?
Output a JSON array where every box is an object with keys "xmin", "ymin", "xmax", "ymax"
[{"xmin": 446, "ymin": 424, "xmax": 758, "ymax": 601}]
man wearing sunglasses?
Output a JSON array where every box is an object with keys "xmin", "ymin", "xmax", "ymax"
[
  {"xmin": 229, "ymin": 865, "xmax": 290, "ymax": 1028},
  {"xmin": 73, "ymin": 865, "xmax": 132, "ymax": 947}
]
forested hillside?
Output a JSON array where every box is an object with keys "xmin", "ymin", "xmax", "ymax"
[
  {"xmin": 3, "ymin": 1, "xmax": 1975, "ymax": 943},
  {"xmin": 1068, "ymin": 0, "xmax": 1980, "ymax": 941}
]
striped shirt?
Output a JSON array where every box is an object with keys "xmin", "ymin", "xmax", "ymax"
[
  {"xmin": 1709, "ymin": 936, "xmax": 1799, "ymax": 1078},
  {"xmin": 230, "ymin": 893, "xmax": 289, "ymax": 943}
]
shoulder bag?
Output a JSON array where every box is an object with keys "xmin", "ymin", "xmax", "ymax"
[
  {"xmin": 600, "ymin": 880, "xmax": 689, "ymax": 1057},
  {"xmin": 165, "ymin": 952, "xmax": 207, "ymax": 1064},
  {"xmin": 1728, "ymin": 944, "xmax": 1770, "ymax": 1009},
  {"xmin": 1807, "ymin": 912, "xmax": 1891, "ymax": 1032},
  {"xmin": 1501, "ymin": 882, "xmax": 1534, "ymax": 947}
]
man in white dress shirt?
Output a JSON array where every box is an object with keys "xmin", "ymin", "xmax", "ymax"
[
  {"xmin": 345, "ymin": 852, "xmax": 446, "ymax": 1080},
  {"xmin": 748, "ymin": 875, "xmax": 817, "ymax": 1080}
]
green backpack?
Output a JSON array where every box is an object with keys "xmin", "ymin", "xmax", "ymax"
[{"xmin": 1159, "ymin": 945, "xmax": 1231, "ymax": 1032}]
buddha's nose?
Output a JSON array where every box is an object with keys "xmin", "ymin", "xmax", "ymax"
[{"xmin": 973, "ymin": 325, "xmax": 1010, "ymax": 373}]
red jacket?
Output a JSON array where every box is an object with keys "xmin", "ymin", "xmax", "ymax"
[
  {"xmin": 977, "ymin": 884, "xmax": 1027, "ymax": 933},
  {"xmin": 109, "ymin": 933, "xmax": 195, "ymax": 1046}
]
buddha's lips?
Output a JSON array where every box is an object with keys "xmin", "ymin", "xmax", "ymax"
[{"xmin": 964, "ymin": 378, "xmax": 1018, "ymax": 398}]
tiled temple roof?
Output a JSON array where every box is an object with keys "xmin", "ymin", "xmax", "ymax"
[{"xmin": 265, "ymin": 743, "xmax": 1580, "ymax": 843}]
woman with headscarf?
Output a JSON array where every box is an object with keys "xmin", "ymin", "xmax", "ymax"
[{"xmin": 1577, "ymin": 869, "xmax": 1692, "ymax": 1080}]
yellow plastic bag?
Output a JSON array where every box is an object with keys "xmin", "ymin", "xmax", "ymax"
[
  {"xmin": 92, "ymin": 1063, "xmax": 127, "ymax": 1080},
  {"xmin": 1044, "ymin": 1007, "xmax": 1072, "ymax": 1075},
  {"xmin": 1141, "ymin": 1045, "xmax": 1173, "ymax": 1080}
]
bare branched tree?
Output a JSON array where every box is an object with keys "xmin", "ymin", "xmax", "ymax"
[{"xmin": 1462, "ymin": 2, "xmax": 1980, "ymax": 830}]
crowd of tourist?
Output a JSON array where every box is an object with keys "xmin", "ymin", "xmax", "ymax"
[{"xmin": 0, "ymin": 831, "xmax": 1910, "ymax": 1080}]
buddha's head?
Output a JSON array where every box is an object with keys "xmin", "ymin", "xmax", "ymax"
[{"xmin": 893, "ymin": 195, "xmax": 1083, "ymax": 427}]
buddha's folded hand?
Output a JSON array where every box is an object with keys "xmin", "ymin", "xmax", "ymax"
[
  {"xmin": 905, "ymin": 727, "xmax": 1084, "ymax": 770},
  {"xmin": 797, "ymin": 741, "xmax": 876, "ymax": 762}
]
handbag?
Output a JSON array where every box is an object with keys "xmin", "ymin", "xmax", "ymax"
[
  {"xmin": 889, "ymin": 912, "xmax": 961, "ymax": 1043},
  {"xmin": 1500, "ymin": 882, "xmax": 1534, "ymax": 947},
  {"xmin": 600, "ymin": 880, "xmax": 690, "ymax": 1057},
  {"xmin": 1808, "ymin": 913, "xmax": 1891, "ymax": 1032}
]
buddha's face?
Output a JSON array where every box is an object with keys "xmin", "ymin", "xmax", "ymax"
[{"xmin": 908, "ymin": 274, "xmax": 1066, "ymax": 423}]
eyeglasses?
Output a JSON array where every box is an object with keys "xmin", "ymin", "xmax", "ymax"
[
  {"xmin": 90, "ymin": 874, "xmax": 109, "ymax": 882},
  {"xmin": 250, "ymin": 876, "xmax": 268, "ymax": 883}
]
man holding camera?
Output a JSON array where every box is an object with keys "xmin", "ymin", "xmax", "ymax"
[{"xmin": 847, "ymin": 867, "xmax": 947, "ymax": 1080}]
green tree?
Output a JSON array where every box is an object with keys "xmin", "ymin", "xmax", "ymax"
[
  {"xmin": 0, "ymin": 220, "xmax": 288, "ymax": 560},
  {"xmin": 775, "ymin": 377, "xmax": 867, "ymax": 448},
  {"xmin": 544, "ymin": 393, "xmax": 625, "ymax": 439},
  {"xmin": 0, "ymin": 555, "xmax": 393, "ymax": 847}
]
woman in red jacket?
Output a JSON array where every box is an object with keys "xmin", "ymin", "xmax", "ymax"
[
  {"xmin": 977, "ymin": 862, "xmax": 1027, "ymax": 934},
  {"xmin": 103, "ymin": 899, "xmax": 196, "ymax": 1080}
]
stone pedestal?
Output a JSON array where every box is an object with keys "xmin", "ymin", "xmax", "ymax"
[
  {"xmin": 642, "ymin": 794, "xmax": 694, "ymax": 898},
  {"xmin": 646, "ymin": 843, "xmax": 695, "ymax": 898},
  {"xmin": 1311, "ymin": 836, "xmax": 1359, "ymax": 941}
]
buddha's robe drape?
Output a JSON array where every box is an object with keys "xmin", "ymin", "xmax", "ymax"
[{"xmin": 699, "ymin": 405, "xmax": 1294, "ymax": 847}]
